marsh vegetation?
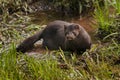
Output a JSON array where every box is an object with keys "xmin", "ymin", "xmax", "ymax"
[{"xmin": 0, "ymin": 0, "xmax": 120, "ymax": 80}]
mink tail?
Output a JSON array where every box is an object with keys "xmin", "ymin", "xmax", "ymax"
[{"xmin": 16, "ymin": 30, "xmax": 43, "ymax": 53}]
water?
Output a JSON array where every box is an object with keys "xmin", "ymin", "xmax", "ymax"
[{"xmin": 29, "ymin": 11, "xmax": 96, "ymax": 32}]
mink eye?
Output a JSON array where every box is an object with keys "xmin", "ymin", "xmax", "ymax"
[{"xmin": 72, "ymin": 31, "xmax": 77, "ymax": 36}]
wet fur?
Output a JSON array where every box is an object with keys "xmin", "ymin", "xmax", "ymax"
[{"xmin": 16, "ymin": 20, "xmax": 92, "ymax": 53}]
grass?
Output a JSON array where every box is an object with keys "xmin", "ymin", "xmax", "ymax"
[
  {"xmin": 93, "ymin": 0, "xmax": 115, "ymax": 39},
  {"xmin": 109, "ymin": 0, "xmax": 120, "ymax": 14},
  {"xmin": 0, "ymin": 42, "xmax": 119, "ymax": 80},
  {"xmin": 94, "ymin": 0, "xmax": 120, "ymax": 42},
  {"xmin": 94, "ymin": 0, "xmax": 111, "ymax": 30},
  {"xmin": 0, "ymin": 44, "xmax": 24, "ymax": 80},
  {"xmin": 24, "ymin": 52, "xmax": 65, "ymax": 80}
]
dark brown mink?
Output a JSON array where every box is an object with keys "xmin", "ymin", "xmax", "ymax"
[{"xmin": 16, "ymin": 20, "xmax": 92, "ymax": 53}]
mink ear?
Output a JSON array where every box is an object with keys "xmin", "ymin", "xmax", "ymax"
[{"xmin": 74, "ymin": 24, "xmax": 80, "ymax": 30}]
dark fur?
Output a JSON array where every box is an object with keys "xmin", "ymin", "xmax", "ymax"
[{"xmin": 16, "ymin": 20, "xmax": 91, "ymax": 53}]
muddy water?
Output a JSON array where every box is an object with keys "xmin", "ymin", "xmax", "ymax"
[
  {"xmin": 30, "ymin": 11, "xmax": 97, "ymax": 40},
  {"xmin": 27, "ymin": 11, "xmax": 97, "ymax": 54}
]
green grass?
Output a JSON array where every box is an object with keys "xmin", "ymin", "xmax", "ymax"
[
  {"xmin": 93, "ymin": 0, "xmax": 120, "ymax": 41},
  {"xmin": 0, "ymin": 44, "xmax": 24, "ymax": 80},
  {"xmin": 0, "ymin": 0, "xmax": 120, "ymax": 80},
  {"xmin": 94, "ymin": 0, "xmax": 114, "ymax": 34},
  {"xmin": 94, "ymin": 0, "xmax": 112, "ymax": 30},
  {"xmin": 0, "ymin": 42, "xmax": 119, "ymax": 80},
  {"xmin": 110, "ymin": 0, "xmax": 120, "ymax": 14},
  {"xmin": 24, "ymin": 52, "xmax": 68, "ymax": 80}
]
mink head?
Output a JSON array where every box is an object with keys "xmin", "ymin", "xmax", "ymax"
[{"xmin": 64, "ymin": 24, "xmax": 80, "ymax": 40}]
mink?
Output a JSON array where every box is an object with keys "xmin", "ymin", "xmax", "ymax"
[{"xmin": 16, "ymin": 20, "xmax": 92, "ymax": 54}]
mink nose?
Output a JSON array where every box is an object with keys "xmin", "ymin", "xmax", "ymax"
[
  {"xmin": 66, "ymin": 35, "xmax": 74, "ymax": 40},
  {"xmin": 65, "ymin": 32, "xmax": 75, "ymax": 40}
]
